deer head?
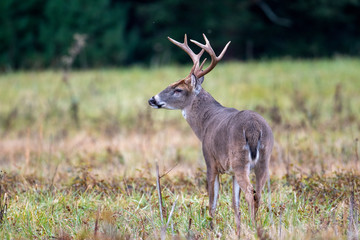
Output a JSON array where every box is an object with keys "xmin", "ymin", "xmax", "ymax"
[{"xmin": 148, "ymin": 34, "xmax": 231, "ymax": 110}]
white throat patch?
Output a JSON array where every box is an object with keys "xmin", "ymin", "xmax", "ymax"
[{"xmin": 182, "ymin": 109, "xmax": 187, "ymax": 119}]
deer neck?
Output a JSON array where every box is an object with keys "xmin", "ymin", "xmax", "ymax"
[{"xmin": 182, "ymin": 89, "xmax": 223, "ymax": 140}]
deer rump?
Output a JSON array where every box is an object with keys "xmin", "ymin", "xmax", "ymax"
[
  {"xmin": 244, "ymin": 121, "xmax": 262, "ymax": 162},
  {"xmin": 203, "ymin": 109, "xmax": 266, "ymax": 173}
]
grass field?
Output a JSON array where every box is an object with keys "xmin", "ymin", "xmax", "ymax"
[{"xmin": 0, "ymin": 58, "xmax": 359, "ymax": 239}]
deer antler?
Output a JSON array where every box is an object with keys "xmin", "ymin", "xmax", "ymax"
[
  {"xmin": 168, "ymin": 34, "xmax": 205, "ymax": 81},
  {"xmin": 168, "ymin": 34, "xmax": 231, "ymax": 81},
  {"xmin": 190, "ymin": 34, "xmax": 231, "ymax": 79}
]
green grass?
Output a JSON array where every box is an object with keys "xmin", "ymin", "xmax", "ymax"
[
  {"xmin": 0, "ymin": 58, "xmax": 359, "ymax": 239},
  {"xmin": 1, "ymin": 172, "xmax": 358, "ymax": 239}
]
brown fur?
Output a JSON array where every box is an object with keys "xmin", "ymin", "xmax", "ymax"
[{"xmin": 169, "ymin": 79, "xmax": 191, "ymax": 90}]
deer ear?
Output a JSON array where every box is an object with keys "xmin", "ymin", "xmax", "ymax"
[
  {"xmin": 198, "ymin": 76, "xmax": 204, "ymax": 84},
  {"xmin": 191, "ymin": 74, "xmax": 203, "ymax": 95}
]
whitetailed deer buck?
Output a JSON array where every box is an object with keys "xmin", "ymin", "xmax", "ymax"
[{"xmin": 148, "ymin": 34, "xmax": 274, "ymax": 232}]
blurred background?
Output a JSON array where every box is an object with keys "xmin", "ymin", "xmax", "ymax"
[
  {"xmin": 1, "ymin": 0, "xmax": 360, "ymax": 70},
  {"xmin": 1, "ymin": 1, "xmax": 360, "ymax": 238}
]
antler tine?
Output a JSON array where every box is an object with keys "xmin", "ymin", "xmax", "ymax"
[
  {"xmin": 199, "ymin": 58, "xmax": 207, "ymax": 71},
  {"xmin": 168, "ymin": 34, "xmax": 204, "ymax": 79},
  {"xmin": 190, "ymin": 33, "xmax": 231, "ymax": 79}
]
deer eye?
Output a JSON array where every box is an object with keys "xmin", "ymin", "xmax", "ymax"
[{"xmin": 174, "ymin": 88, "xmax": 183, "ymax": 93}]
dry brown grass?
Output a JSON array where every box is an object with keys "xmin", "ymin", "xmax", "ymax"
[{"xmin": 0, "ymin": 59, "xmax": 359, "ymax": 238}]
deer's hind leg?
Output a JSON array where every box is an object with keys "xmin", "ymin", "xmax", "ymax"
[
  {"xmin": 234, "ymin": 170, "xmax": 255, "ymax": 225},
  {"xmin": 254, "ymin": 152, "xmax": 270, "ymax": 217}
]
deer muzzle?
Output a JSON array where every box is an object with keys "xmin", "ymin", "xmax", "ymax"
[{"xmin": 148, "ymin": 96, "xmax": 164, "ymax": 109}]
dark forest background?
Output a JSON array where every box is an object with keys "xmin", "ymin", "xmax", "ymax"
[{"xmin": 1, "ymin": 0, "xmax": 360, "ymax": 70}]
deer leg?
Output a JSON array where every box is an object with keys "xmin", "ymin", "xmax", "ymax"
[
  {"xmin": 232, "ymin": 175, "xmax": 241, "ymax": 235},
  {"xmin": 254, "ymin": 161, "xmax": 269, "ymax": 218},
  {"xmin": 207, "ymin": 170, "xmax": 219, "ymax": 217},
  {"xmin": 234, "ymin": 169, "xmax": 256, "ymax": 225},
  {"xmin": 206, "ymin": 167, "xmax": 219, "ymax": 230}
]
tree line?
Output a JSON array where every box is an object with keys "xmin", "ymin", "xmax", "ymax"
[{"xmin": 1, "ymin": 0, "xmax": 359, "ymax": 69}]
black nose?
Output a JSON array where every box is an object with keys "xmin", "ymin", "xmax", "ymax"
[{"xmin": 148, "ymin": 96, "xmax": 156, "ymax": 106}]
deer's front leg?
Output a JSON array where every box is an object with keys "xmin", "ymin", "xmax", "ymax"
[
  {"xmin": 207, "ymin": 168, "xmax": 219, "ymax": 217},
  {"xmin": 232, "ymin": 175, "xmax": 241, "ymax": 235},
  {"xmin": 203, "ymin": 148, "xmax": 219, "ymax": 218}
]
